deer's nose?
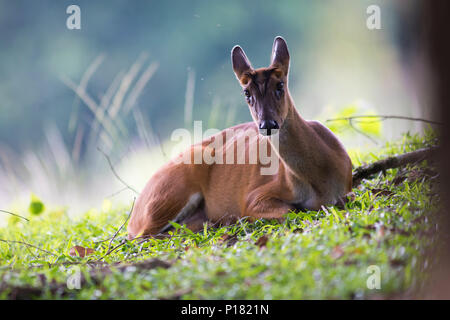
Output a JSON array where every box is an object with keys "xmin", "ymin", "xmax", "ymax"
[{"xmin": 259, "ymin": 120, "xmax": 279, "ymax": 136}]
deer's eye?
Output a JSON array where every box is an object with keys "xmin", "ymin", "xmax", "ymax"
[
  {"xmin": 244, "ymin": 89, "xmax": 251, "ymax": 98},
  {"xmin": 276, "ymin": 82, "xmax": 284, "ymax": 91},
  {"xmin": 275, "ymin": 82, "xmax": 284, "ymax": 99}
]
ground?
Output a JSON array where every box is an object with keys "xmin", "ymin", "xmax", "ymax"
[{"xmin": 0, "ymin": 130, "xmax": 441, "ymax": 299}]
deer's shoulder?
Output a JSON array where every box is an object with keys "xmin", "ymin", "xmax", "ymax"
[{"xmin": 307, "ymin": 120, "xmax": 345, "ymax": 148}]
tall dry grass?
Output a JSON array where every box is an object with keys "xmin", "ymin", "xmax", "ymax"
[
  {"xmin": 0, "ymin": 54, "xmax": 163, "ymax": 218},
  {"xmin": 0, "ymin": 52, "xmax": 239, "ymax": 220}
]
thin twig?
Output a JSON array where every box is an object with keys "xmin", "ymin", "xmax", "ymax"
[
  {"xmin": 0, "ymin": 239, "xmax": 57, "ymax": 256},
  {"xmin": 326, "ymin": 115, "xmax": 443, "ymax": 126},
  {"xmin": 93, "ymin": 235, "xmax": 117, "ymax": 244},
  {"xmin": 96, "ymin": 240, "xmax": 127, "ymax": 262},
  {"xmin": 19, "ymin": 235, "xmax": 38, "ymax": 259},
  {"xmin": 95, "ymin": 199, "xmax": 136, "ymax": 261},
  {"xmin": 97, "ymin": 147, "xmax": 139, "ymax": 195},
  {"xmin": 0, "ymin": 209, "xmax": 29, "ymax": 222},
  {"xmin": 105, "ymin": 187, "xmax": 130, "ymax": 199},
  {"xmin": 106, "ymin": 198, "xmax": 135, "ymax": 253},
  {"xmin": 347, "ymin": 118, "xmax": 379, "ymax": 144}
]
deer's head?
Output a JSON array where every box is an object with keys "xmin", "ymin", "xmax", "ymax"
[{"xmin": 232, "ymin": 36, "xmax": 291, "ymax": 136}]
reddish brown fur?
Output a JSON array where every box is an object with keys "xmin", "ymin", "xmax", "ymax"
[{"xmin": 127, "ymin": 37, "xmax": 352, "ymax": 239}]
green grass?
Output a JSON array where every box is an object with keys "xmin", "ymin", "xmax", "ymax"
[{"xmin": 0, "ymin": 130, "xmax": 440, "ymax": 299}]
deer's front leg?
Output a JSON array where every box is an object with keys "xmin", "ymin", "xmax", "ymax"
[{"xmin": 244, "ymin": 188, "xmax": 294, "ymax": 221}]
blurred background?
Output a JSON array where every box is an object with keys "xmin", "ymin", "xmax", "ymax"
[{"xmin": 0, "ymin": 0, "xmax": 429, "ymax": 217}]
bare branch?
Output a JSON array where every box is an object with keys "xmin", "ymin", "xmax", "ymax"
[
  {"xmin": 93, "ymin": 199, "xmax": 136, "ymax": 262},
  {"xmin": 352, "ymin": 146, "xmax": 438, "ymax": 186},
  {"xmin": 98, "ymin": 240, "xmax": 127, "ymax": 261},
  {"xmin": 0, "ymin": 239, "xmax": 57, "ymax": 256},
  {"xmin": 0, "ymin": 209, "xmax": 29, "ymax": 222},
  {"xmin": 106, "ymin": 198, "xmax": 135, "ymax": 253},
  {"xmin": 326, "ymin": 115, "xmax": 443, "ymax": 126},
  {"xmin": 105, "ymin": 187, "xmax": 130, "ymax": 199},
  {"xmin": 97, "ymin": 147, "xmax": 139, "ymax": 195},
  {"xmin": 347, "ymin": 118, "xmax": 379, "ymax": 144}
]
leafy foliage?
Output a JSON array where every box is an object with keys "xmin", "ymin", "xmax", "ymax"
[
  {"xmin": 0, "ymin": 131, "xmax": 440, "ymax": 299},
  {"xmin": 325, "ymin": 102, "xmax": 382, "ymax": 138}
]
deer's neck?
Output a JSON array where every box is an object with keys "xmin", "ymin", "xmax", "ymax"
[{"xmin": 275, "ymin": 99, "xmax": 317, "ymax": 181}]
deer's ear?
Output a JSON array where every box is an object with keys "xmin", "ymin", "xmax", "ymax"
[
  {"xmin": 232, "ymin": 45, "xmax": 253, "ymax": 81},
  {"xmin": 270, "ymin": 36, "xmax": 290, "ymax": 75}
]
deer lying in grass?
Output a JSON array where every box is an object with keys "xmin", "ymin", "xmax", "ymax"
[{"xmin": 127, "ymin": 37, "xmax": 352, "ymax": 239}]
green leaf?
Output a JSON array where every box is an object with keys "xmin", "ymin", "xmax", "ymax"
[
  {"xmin": 325, "ymin": 102, "xmax": 382, "ymax": 138},
  {"xmin": 168, "ymin": 221, "xmax": 182, "ymax": 230},
  {"xmin": 356, "ymin": 112, "xmax": 382, "ymax": 137},
  {"xmin": 28, "ymin": 193, "xmax": 45, "ymax": 215}
]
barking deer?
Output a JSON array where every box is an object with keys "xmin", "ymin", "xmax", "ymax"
[{"xmin": 127, "ymin": 37, "xmax": 352, "ymax": 239}]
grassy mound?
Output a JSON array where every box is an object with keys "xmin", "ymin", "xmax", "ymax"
[{"xmin": 0, "ymin": 131, "xmax": 440, "ymax": 299}]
